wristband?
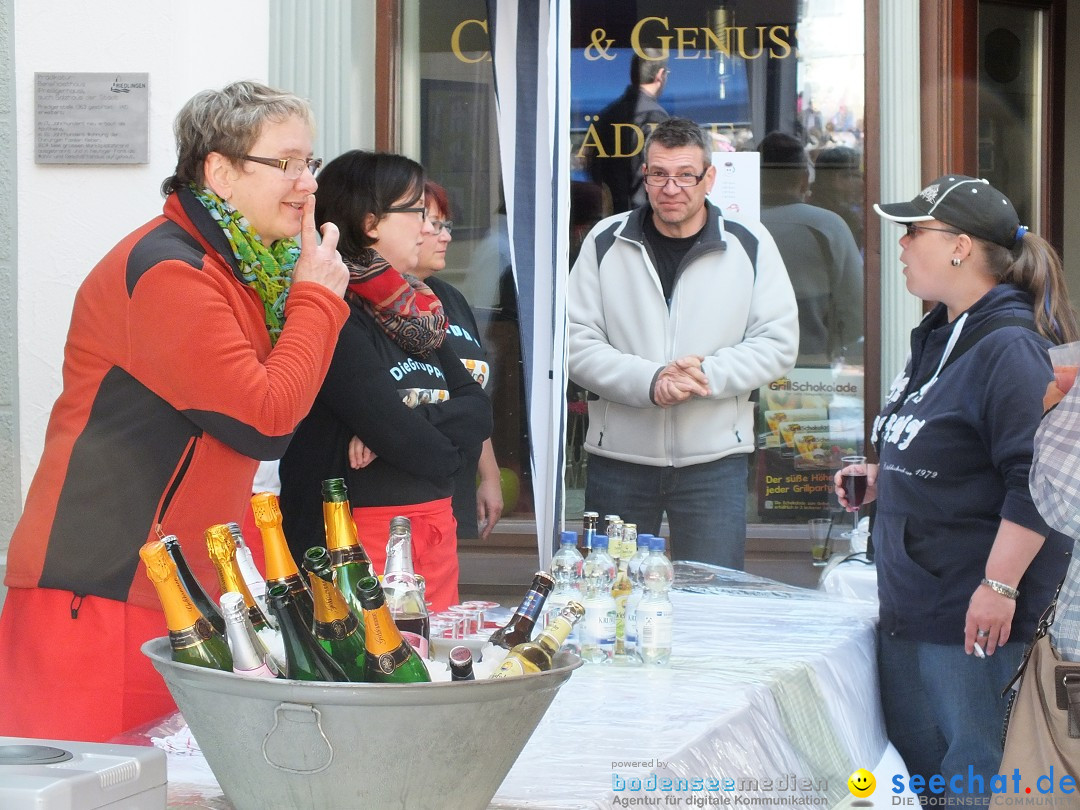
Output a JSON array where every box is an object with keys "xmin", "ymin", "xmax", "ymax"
[{"xmin": 981, "ymin": 578, "xmax": 1019, "ymax": 600}]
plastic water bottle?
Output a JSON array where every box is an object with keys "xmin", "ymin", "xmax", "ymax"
[
  {"xmin": 636, "ymin": 535, "xmax": 674, "ymax": 666},
  {"xmin": 579, "ymin": 534, "xmax": 617, "ymax": 663},
  {"xmin": 545, "ymin": 530, "xmax": 585, "ymax": 654},
  {"xmin": 623, "ymin": 533, "xmax": 652, "ymax": 661}
]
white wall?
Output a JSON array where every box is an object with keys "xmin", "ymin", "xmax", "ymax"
[{"xmin": 14, "ymin": 0, "xmax": 270, "ymax": 497}]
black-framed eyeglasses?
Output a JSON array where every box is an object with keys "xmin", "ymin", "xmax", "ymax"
[
  {"xmin": 430, "ymin": 219, "xmax": 453, "ymax": 235},
  {"xmin": 242, "ymin": 155, "xmax": 322, "ymax": 179},
  {"xmin": 905, "ymin": 223, "xmax": 962, "ymax": 238},
  {"xmin": 387, "ymin": 205, "xmax": 428, "ymax": 222},
  {"xmin": 643, "ymin": 170, "xmax": 708, "ymax": 188}
]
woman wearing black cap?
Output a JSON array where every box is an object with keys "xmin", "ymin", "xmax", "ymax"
[{"xmin": 834, "ymin": 175, "xmax": 1078, "ymax": 797}]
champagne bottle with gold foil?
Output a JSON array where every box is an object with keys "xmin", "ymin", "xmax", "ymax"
[
  {"xmin": 220, "ymin": 591, "xmax": 281, "ymax": 679},
  {"xmin": 303, "ymin": 546, "xmax": 367, "ymax": 682},
  {"xmin": 162, "ymin": 534, "xmax": 226, "ymax": 637},
  {"xmin": 251, "ymin": 491, "xmax": 314, "ymax": 627},
  {"xmin": 488, "ymin": 571, "xmax": 556, "ymax": 650},
  {"xmin": 267, "ymin": 583, "xmax": 349, "ymax": 682},
  {"xmin": 355, "ymin": 576, "xmax": 431, "ymax": 683},
  {"xmin": 489, "ymin": 602, "xmax": 585, "ymax": 679},
  {"xmin": 140, "ymin": 540, "xmax": 232, "ymax": 671},
  {"xmin": 322, "ymin": 478, "xmax": 373, "ymax": 620},
  {"xmin": 205, "ymin": 524, "xmax": 274, "ymax": 633}
]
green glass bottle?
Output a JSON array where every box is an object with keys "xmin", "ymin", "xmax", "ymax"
[
  {"xmin": 322, "ymin": 478, "xmax": 374, "ymax": 621},
  {"xmin": 303, "ymin": 547, "xmax": 367, "ymax": 682},
  {"xmin": 140, "ymin": 540, "xmax": 232, "ymax": 671},
  {"xmin": 266, "ymin": 583, "xmax": 350, "ymax": 682},
  {"xmin": 490, "ymin": 601, "xmax": 585, "ymax": 679},
  {"xmin": 355, "ymin": 576, "xmax": 431, "ymax": 683},
  {"xmin": 162, "ymin": 534, "xmax": 226, "ymax": 637}
]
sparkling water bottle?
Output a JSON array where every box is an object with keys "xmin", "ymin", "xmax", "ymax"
[
  {"xmin": 623, "ymin": 532, "xmax": 652, "ymax": 662},
  {"xmin": 636, "ymin": 535, "xmax": 674, "ymax": 666},
  {"xmin": 545, "ymin": 530, "xmax": 584, "ymax": 654},
  {"xmin": 579, "ymin": 534, "xmax": 617, "ymax": 663}
]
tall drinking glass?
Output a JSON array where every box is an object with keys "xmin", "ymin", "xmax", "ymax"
[{"xmin": 840, "ymin": 455, "xmax": 868, "ymax": 538}]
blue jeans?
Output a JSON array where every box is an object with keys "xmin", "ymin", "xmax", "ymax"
[
  {"xmin": 878, "ymin": 632, "xmax": 1024, "ymax": 807},
  {"xmin": 584, "ymin": 453, "xmax": 748, "ymax": 569}
]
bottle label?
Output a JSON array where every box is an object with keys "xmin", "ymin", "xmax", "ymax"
[
  {"xmin": 400, "ymin": 630, "xmax": 428, "ymax": 659},
  {"xmin": 366, "ymin": 641, "xmax": 415, "ymax": 676},
  {"xmin": 580, "ymin": 602, "xmax": 616, "ymax": 648},
  {"xmin": 638, "ymin": 606, "xmax": 673, "ymax": 648},
  {"xmin": 330, "ymin": 545, "xmax": 371, "ymax": 566},
  {"xmin": 314, "ymin": 612, "xmax": 359, "ymax": 641},
  {"xmin": 170, "ymin": 618, "xmax": 216, "ymax": 650},
  {"xmin": 491, "ymin": 657, "xmax": 527, "ymax": 678},
  {"xmin": 515, "ymin": 590, "xmax": 545, "ymax": 622}
]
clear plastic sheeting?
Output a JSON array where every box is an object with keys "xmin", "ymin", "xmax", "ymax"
[
  {"xmin": 128, "ymin": 563, "xmax": 884, "ymax": 809},
  {"xmin": 819, "ymin": 556, "xmax": 878, "ymax": 603},
  {"xmin": 488, "ymin": 562, "xmax": 884, "ymax": 809}
]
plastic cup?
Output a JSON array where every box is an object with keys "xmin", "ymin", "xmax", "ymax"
[
  {"xmin": 448, "ymin": 604, "xmax": 481, "ymax": 636},
  {"xmin": 461, "ymin": 600, "xmax": 499, "ymax": 629},
  {"xmin": 1049, "ymin": 341, "xmax": 1080, "ymax": 394},
  {"xmin": 808, "ymin": 518, "xmax": 833, "ymax": 566}
]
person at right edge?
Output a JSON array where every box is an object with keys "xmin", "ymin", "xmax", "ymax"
[
  {"xmin": 568, "ymin": 117, "xmax": 799, "ymax": 570},
  {"xmin": 834, "ymin": 175, "xmax": 1077, "ymax": 804}
]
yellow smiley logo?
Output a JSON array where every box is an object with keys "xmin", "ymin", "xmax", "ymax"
[{"xmin": 847, "ymin": 768, "xmax": 876, "ymax": 797}]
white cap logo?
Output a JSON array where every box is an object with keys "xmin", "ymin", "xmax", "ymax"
[{"xmin": 919, "ymin": 184, "xmax": 941, "ymax": 205}]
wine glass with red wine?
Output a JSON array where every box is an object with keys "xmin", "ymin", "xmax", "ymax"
[{"xmin": 840, "ymin": 455, "xmax": 868, "ymax": 538}]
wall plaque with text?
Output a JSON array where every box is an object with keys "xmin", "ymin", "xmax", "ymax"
[{"xmin": 34, "ymin": 72, "xmax": 149, "ymax": 164}]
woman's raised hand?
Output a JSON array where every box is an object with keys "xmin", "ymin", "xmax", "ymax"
[{"xmin": 292, "ymin": 195, "xmax": 348, "ymax": 297}]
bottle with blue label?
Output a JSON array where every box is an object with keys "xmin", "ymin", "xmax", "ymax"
[
  {"xmin": 545, "ymin": 530, "xmax": 584, "ymax": 654},
  {"xmin": 622, "ymin": 532, "xmax": 652, "ymax": 662},
  {"xmin": 635, "ymin": 535, "xmax": 674, "ymax": 666},
  {"xmin": 579, "ymin": 533, "xmax": 617, "ymax": 663}
]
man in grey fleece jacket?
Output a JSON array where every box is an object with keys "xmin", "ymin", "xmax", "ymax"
[{"xmin": 568, "ymin": 118, "xmax": 799, "ymax": 569}]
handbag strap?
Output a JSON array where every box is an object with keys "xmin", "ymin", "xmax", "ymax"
[{"xmin": 1000, "ymin": 587, "xmax": 1062, "ymax": 697}]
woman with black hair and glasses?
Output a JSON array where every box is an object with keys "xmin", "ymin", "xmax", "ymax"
[
  {"xmin": 835, "ymin": 175, "xmax": 1078, "ymax": 799},
  {"xmin": 278, "ymin": 151, "xmax": 491, "ymax": 612}
]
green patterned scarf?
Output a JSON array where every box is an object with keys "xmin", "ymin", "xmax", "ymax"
[{"xmin": 190, "ymin": 185, "xmax": 300, "ymax": 344}]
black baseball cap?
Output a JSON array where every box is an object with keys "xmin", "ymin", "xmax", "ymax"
[{"xmin": 874, "ymin": 175, "xmax": 1025, "ymax": 248}]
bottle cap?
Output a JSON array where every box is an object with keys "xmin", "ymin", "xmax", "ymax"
[
  {"xmin": 593, "ymin": 535, "xmax": 609, "ymax": 549},
  {"xmin": 559, "ymin": 530, "xmax": 577, "ymax": 546},
  {"xmin": 651, "ymin": 536, "xmax": 666, "ymax": 552}
]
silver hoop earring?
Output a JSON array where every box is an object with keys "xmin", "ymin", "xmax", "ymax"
[{"xmin": 951, "ymin": 257, "xmax": 962, "ymax": 267}]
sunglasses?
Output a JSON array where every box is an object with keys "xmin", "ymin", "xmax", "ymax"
[{"xmin": 905, "ymin": 223, "xmax": 962, "ymax": 238}]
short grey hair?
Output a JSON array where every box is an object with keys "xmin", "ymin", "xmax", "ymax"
[
  {"xmin": 162, "ymin": 81, "xmax": 314, "ymax": 196},
  {"xmin": 643, "ymin": 118, "xmax": 712, "ymax": 167}
]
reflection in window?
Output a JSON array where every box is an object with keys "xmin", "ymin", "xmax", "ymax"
[
  {"xmin": 414, "ymin": 2, "xmax": 533, "ymax": 521},
  {"xmin": 567, "ymin": 1, "xmax": 866, "ymax": 527}
]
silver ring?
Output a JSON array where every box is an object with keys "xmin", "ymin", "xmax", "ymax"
[{"xmin": 976, "ymin": 629, "xmax": 990, "ymax": 638}]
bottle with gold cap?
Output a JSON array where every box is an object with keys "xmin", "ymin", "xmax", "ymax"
[
  {"xmin": 303, "ymin": 546, "xmax": 367, "ymax": 682},
  {"xmin": 489, "ymin": 602, "xmax": 585, "ymax": 679},
  {"xmin": 220, "ymin": 591, "xmax": 281, "ymax": 679},
  {"xmin": 140, "ymin": 540, "xmax": 232, "ymax": 671},
  {"xmin": 321, "ymin": 478, "xmax": 374, "ymax": 619},
  {"xmin": 205, "ymin": 523, "xmax": 283, "ymax": 663},
  {"xmin": 162, "ymin": 534, "xmax": 225, "ymax": 637},
  {"xmin": 251, "ymin": 491, "xmax": 314, "ymax": 627},
  {"xmin": 267, "ymin": 583, "xmax": 350, "ymax": 682},
  {"xmin": 355, "ymin": 576, "xmax": 430, "ymax": 683}
]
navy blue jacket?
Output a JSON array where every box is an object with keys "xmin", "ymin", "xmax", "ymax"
[{"xmin": 872, "ymin": 284, "xmax": 1069, "ymax": 644}]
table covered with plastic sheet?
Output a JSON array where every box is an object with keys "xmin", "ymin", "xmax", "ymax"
[
  {"xmin": 488, "ymin": 562, "xmax": 884, "ymax": 809},
  {"xmin": 138, "ymin": 562, "xmax": 885, "ymax": 809}
]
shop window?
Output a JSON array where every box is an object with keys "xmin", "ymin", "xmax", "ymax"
[{"xmin": 567, "ymin": 0, "xmax": 868, "ymax": 527}]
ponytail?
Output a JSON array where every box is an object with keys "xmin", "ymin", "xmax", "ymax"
[{"xmin": 983, "ymin": 231, "xmax": 1079, "ymax": 344}]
